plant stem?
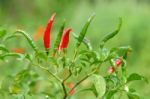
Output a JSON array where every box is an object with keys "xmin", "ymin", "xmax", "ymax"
[
  {"xmin": 67, "ymin": 68, "xmax": 97, "ymax": 96},
  {"xmin": 61, "ymin": 47, "xmax": 78, "ymax": 99},
  {"xmin": 62, "ymin": 82, "xmax": 67, "ymax": 99},
  {"xmin": 71, "ymin": 48, "xmax": 78, "ymax": 64},
  {"xmin": 23, "ymin": 95, "xmax": 25, "ymax": 99},
  {"xmin": 33, "ymin": 64, "xmax": 62, "ymax": 82},
  {"xmin": 118, "ymin": 91, "xmax": 123, "ymax": 99},
  {"xmin": 62, "ymin": 69, "xmax": 72, "ymax": 99}
]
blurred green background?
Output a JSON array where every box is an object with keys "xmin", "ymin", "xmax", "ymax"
[{"xmin": 0, "ymin": 0, "xmax": 150, "ymax": 98}]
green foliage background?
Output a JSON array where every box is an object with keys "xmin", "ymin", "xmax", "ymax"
[{"xmin": 0, "ymin": 0, "xmax": 150, "ymax": 98}]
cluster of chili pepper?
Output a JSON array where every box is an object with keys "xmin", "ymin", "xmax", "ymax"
[
  {"xmin": 43, "ymin": 13, "xmax": 72, "ymax": 54},
  {"xmin": 108, "ymin": 58, "xmax": 122, "ymax": 73}
]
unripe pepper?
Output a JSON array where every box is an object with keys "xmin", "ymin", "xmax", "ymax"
[
  {"xmin": 43, "ymin": 13, "xmax": 56, "ymax": 52},
  {"xmin": 58, "ymin": 28, "xmax": 72, "ymax": 50}
]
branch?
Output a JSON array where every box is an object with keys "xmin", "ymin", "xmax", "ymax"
[
  {"xmin": 67, "ymin": 69, "xmax": 97, "ymax": 96},
  {"xmin": 62, "ymin": 69, "xmax": 72, "ymax": 99},
  {"xmin": 33, "ymin": 64, "xmax": 62, "ymax": 82}
]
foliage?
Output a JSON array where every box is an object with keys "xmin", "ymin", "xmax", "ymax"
[{"xmin": 0, "ymin": 14, "xmax": 147, "ymax": 99}]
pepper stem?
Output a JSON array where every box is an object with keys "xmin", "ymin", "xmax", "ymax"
[{"xmin": 45, "ymin": 48, "xmax": 49, "ymax": 55}]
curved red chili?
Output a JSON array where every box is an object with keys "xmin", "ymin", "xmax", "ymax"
[
  {"xmin": 43, "ymin": 13, "xmax": 56, "ymax": 49},
  {"xmin": 58, "ymin": 28, "xmax": 72, "ymax": 50}
]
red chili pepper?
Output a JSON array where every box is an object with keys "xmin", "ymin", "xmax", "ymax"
[
  {"xmin": 43, "ymin": 13, "xmax": 56, "ymax": 50},
  {"xmin": 116, "ymin": 58, "xmax": 122, "ymax": 67},
  {"xmin": 12, "ymin": 48, "xmax": 25, "ymax": 54},
  {"xmin": 108, "ymin": 66, "xmax": 115, "ymax": 73},
  {"xmin": 67, "ymin": 82, "xmax": 75, "ymax": 96},
  {"xmin": 69, "ymin": 89, "xmax": 75, "ymax": 96},
  {"xmin": 58, "ymin": 28, "xmax": 72, "ymax": 50},
  {"xmin": 68, "ymin": 83, "xmax": 74, "ymax": 88},
  {"xmin": 33, "ymin": 26, "xmax": 44, "ymax": 41}
]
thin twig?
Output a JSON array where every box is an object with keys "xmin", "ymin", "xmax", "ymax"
[
  {"xmin": 33, "ymin": 64, "xmax": 62, "ymax": 82},
  {"xmin": 118, "ymin": 91, "xmax": 123, "ymax": 99},
  {"xmin": 62, "ymin": 69, "xmax": 72, "ymax": 99},
  {"xmin": 62, "ymin": 82, "xmax": 67, "ymax": 99},
  {"xmin": 64, "ymin": 69, "xmax": 72, "ymax": 82},
  {"xmin": 67, "ymin": 68, "xmax": 97, "ymax": 96}
]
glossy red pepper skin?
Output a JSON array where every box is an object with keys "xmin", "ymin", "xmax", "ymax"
[
  {"xmin": 116, "ymin": 58, "xmax": 122, "ymax": 67},
  {"xmin": 108, "ymin": 66, "xmax": 115, "ymax": 73},
  {"xmin": 43, "ymin": 13, "xmax": 56, "ymax": 49},
  {"xmin": 58, "ymin": 28, "xmax": 72, "ymax": 50}
]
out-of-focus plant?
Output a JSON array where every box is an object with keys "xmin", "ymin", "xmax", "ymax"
[{"xmin": 0, "ymin": 13, "xmax": 147, "ymax": 99}]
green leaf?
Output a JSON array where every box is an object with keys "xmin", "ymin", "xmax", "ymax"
[
  {"xmin": 79, "ymin": 50, "xmax": 89, "ymax": 55},
  {"xmin": 76, "ymin": 13, "xmax": 95, "ymax": 48},
  {"xmin": 91, "ymin": 74, "xmax": 106, "ymax": 98},
  {"xmin": 127, "ymin": 73, "xmax": 145, "ymax": 83},
  {"xmin": 91, "ymin": 84, "xmax": 99, "ymax": 97},
  {"xmin": 0, "ymin": 53, "xmax": 24, "ymax": 60},
  {"xmin": 83, "ymin": 37, "xmax": 92, "ymax": 50},
  {"xmin": 36, "ymin": 51, "xmax": 47, "ymax": 60},
  {"xmin": 24, "ymin": 54, "xmax": 33, "ymax": 61},
  {"xmin": 79, "ymin": 50, "xmax": 99, "ymax": 59},
  {"xmin": 1, "ymin": 76, "xmax": 14, "ymax": 91},
  {"xmin": 79, "ymin": 50, "xmax": 100, "ymax": 65},
  {"xmin": 0, "ymin": 44, "xmax": 9, "ymax": 52},
  {"xmin": 103, "ymin": 90, "xmax": 117, "ymax": 99},
  {"xmin": 127, "ymin": 93, "xmax": 140, "ymax": 99},
  {"xmin": 100, "ymin": 17, "xmax": 122, "ymax": 47},
  {"xmin": 110, "ymin": 46, "xmax": 132, "ymax": 53},
  {"xmin": 76, "ymin": 88, "xmax": 93, "ymax": 94},
  {"xmin": 9, "ymin": 84, "xmax": 23, "ymax": 94},
  {"xmin": 14, "ymin": 70, "xmax": 30, "ymax": 83},
  {"xmin": 105, "ymin": 75, "xmax": 120, "ymax": 86},
  {"xmin": 79, "ymin": 56, "xmax": 88, "ymax": 61},
  {"xmin": 129, "ymin": 88, "xmax": 136, "ymax": 93},
  {"xmin": 14, "ymin": 30, "xmax": 38, "ymax": 52},
  {"xmin": 53, "ymin": 21, "xmax": 65, "ymax": 52},
  {"xmin": 73, "ymin": 33, "xmax": 92, "ymax": 50},
  {"xmin": 111, "ymin": 46, "xmax": 132, "ymax": 58},
  {"xmin": 49, "ymin": 56, "xmax": 59, "ymax": 67},
  {"xmin": 3, "ymin": 34, "xmax": 18, "ymax": 42},
  {"xmin": 0, "ymin": 28, "xmax": 6, "ymax": 38},
  {"xmin": 100, "ymin": 48, "xmax": 110, "ymax": 61}
]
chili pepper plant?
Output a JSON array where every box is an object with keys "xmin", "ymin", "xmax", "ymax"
[{"xmin": 0, "ymin": 13, "xmax": 147, "ymax": 99}]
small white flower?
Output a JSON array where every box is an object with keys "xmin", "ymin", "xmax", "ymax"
[{"xmin": 124, "ymin": 85, "xmax": 129, "ymax": 92}]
